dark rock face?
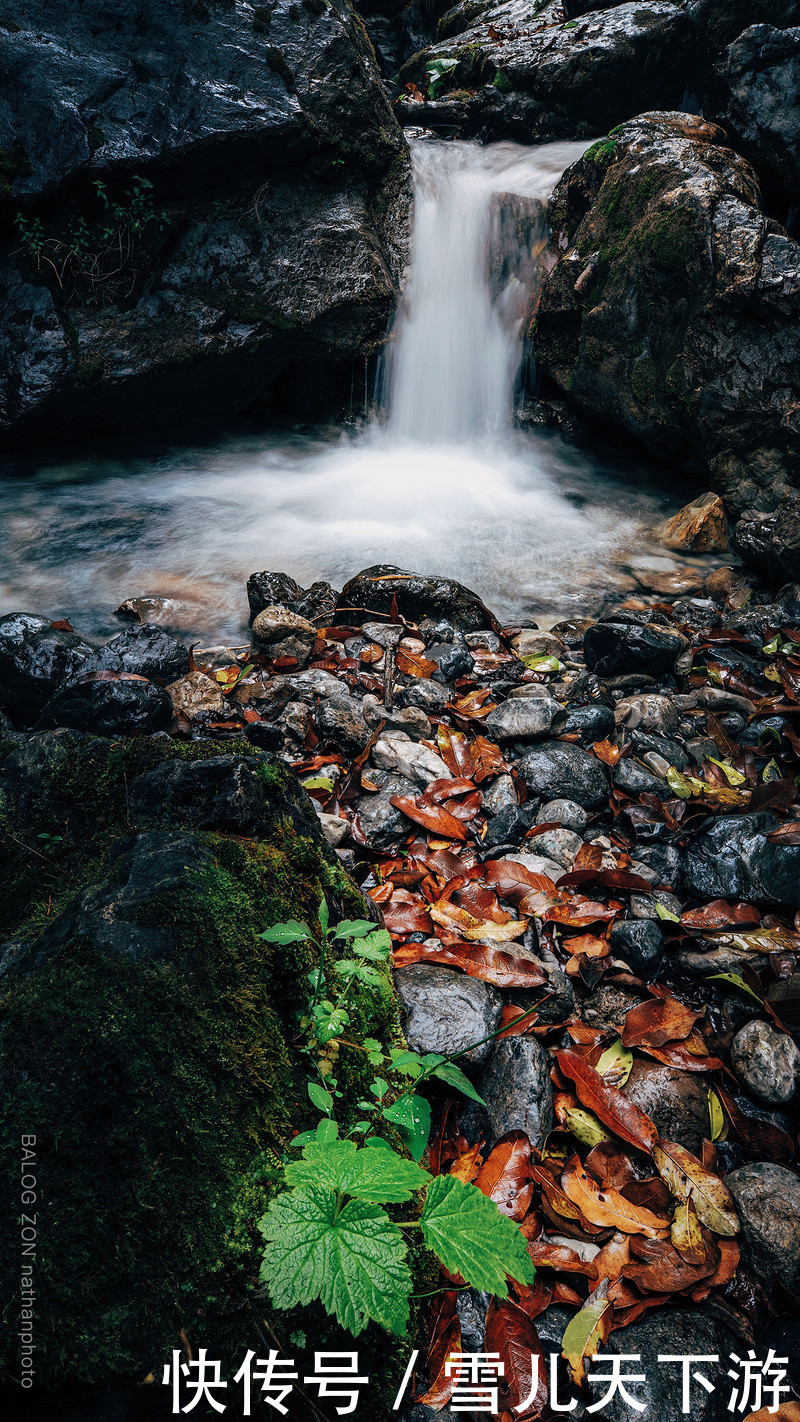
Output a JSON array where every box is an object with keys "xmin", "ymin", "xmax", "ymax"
[
  {"xmin": 74, "ymin": 624, "xmax": 189, "ymax": 683},
  {"xmin": 0, "ymin": 0, "xmax": 411, "ymax": 446},
  {"xmin": 0, "ymin": 613, "xmax": 94, "ymax": 722},
  {"xmin": 37, "ymin": 676, "xmax": 174, "ymax": 735},
  {"xmin": 479, "ymin": 1036, "xmax": 553, "ymax": 1147},
  {"xmin": 314, "ymin": 693, "xmax": 372, "ymax": 754},
  {"xmin": 584, "ymin": 620, "xmax": 683, "ymax": 678},
  {"xmin": 727, "ymin": 1162, "xmax": 800, "ymax": 1291},
  {"xmin": 337, "ymin": 564, "xmax": 495, "ymax": 631},
  {"xmin": 684, "ymin": 811, "xmax": 800, "ymax": 910},
  {"xmin": 714, "ymin": 24, "xmax": 800, "ymax": 209},
  {"xmin": 396, "ymin": 2, "xmax": 691, "ymax": 144},
  {"xmin": 393, "ymin": 963, "xmax": 502, "ymax": 1067},
  {"xmin": 534, "ymin": 112, "xmax": 800, "ymax": 515},
  {"xmin": 732, "ymin": 492, "xmax": 800, "ymax": 585},
  {"xmin": 516, "ymin": 739, "xmax": 610, "ymax": 809}
]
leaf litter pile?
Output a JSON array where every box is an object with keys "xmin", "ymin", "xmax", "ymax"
[{"xmin": 179, "ymin": 565, "xmax": 800, "ymax": 1414}]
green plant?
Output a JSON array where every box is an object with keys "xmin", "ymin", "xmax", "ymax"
[
  {"xmin": 257, "ymin": 900, "xmax": 537, "ymax": 1338},
  {"xmin": 425, "ymin": 56, "xmax": 459, "ymax": 98}
]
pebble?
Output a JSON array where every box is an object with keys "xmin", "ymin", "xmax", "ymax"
[
  {"xmin": 372, "ymin": 730, "xmax": 451, "ymax": 784},
  {"xmin": 529, "ymin": 827, "xmax": 583, "ymax": 869},
  {"xmin": 482, "ymin": 773, "xmax": 518, "ymax": 815},
  {"xmin": 517, "ymin": 740, "xmax": 610, "ymax": 810},
  {"xmin": 167, "ymin": 671, "xmax": 226, "ymax": 718},
  {"xmin": 726, "ymin": 1162, "xmax": 800, "ymax": 1291},
  {"xmin": 394, "ymin": 964, "xmax": 502, "ymax": 1068},
  {"xmin": 315, "ymin": 694, "xmax": 372, "ymax": 754},
  {"xmin": 731, "ymin": 1018, "xmax": 800, "ymax": 1104},
  {"xmin": 479, "ymin": 1036, "xmax": 554, "ymax": 1147},
  {"xmin": 251, "ymin": 606, "xmax": 317, "ymax": 666},
  {"xmin": 483, "ymin": 696, "xmax": 563, "ymax": 742},
  {"xmin": 536, "ymin": 798, "xmax": 588, "ymax": 831}
]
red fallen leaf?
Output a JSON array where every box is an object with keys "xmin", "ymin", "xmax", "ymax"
[
  {"xmin": 359, "ymin": 643, "xmax": 384, "ymax": 664},
  {"xmin": 389, "ymin": 795, "xmax": 468, "ymax": 840},
  {"xmin": 318, "ymin": 626, "xmax": 362, "ymax": 641},
  {"xmin": 551, "ymin": 1281, "xmax": 585, "ymax": 1308},
  {"xmin": 449, "ymin": 1140, "xmax": 484, "ymax": 1184},
  {"xmin": 397, "ymin": 648, "xmax": 437, "ymax": 678},
  {"xmin": 382, "ymin": 892, "xmax": 433, "ymax": 935},
  {"xmin": 498, "ymin": 1004, "xmax": 539, "ymax": 1038},
  {"xmin": 49, "ymin": 618, "xmax": 74, "ymax": 632},
  {"xmin": 619, "ymin": 1175, "xmax": 674, "ymax": 1216},
  {"xmin": 680, "ymin": 899, "xmax": 761, "ymax": 930},
  {"xmin": 767, "ymin": 822, "xmax": 800, "ymax": 846},
  {"xmin": 474, "ymin": 1131, "xmax": 534, "ymax": 1221},
  {"xmin": 411, "ymin": 844, "xmax": 473, "ymax": 881},
  {"xmin": 270, "ymin": 656, "xmax": 299, "ymax": 670},
  {"xmin": 424, "ymin": 777, "xmax": 477, "ymax": 803},
  {"xmin": 392, "ymin": 939, "xmax": 548, "ymax": 990},
  {"xmin": 417, "ymin": 1290, "xmax": 461, "ymax": 1408},
  {"xmin": 367, "ymin": 882, "xmax": 394, "ymax": 904},
  {"xmin": 484, "ymin": 858, "xmax": 559, "ymax": 896},
  {"xmin": 567, "ymin": 1022, "xmax": 608, "ymax": 1048},
  {"xmin": 556, "ymin": 867, "xmax": 655, "ymax": 893},
  {"xmin": 637, "ymin": 1040, "xmax": 724, "ymax": 1072},
  {"xmin": 78, "ymin": 670, "xmax": 150, "ymax": 683},
  {"xmin": 511, "ymin": 1277, "xmax": 554, "ymax": 1321},
  {"xmin": 436, "ymin": 725, "xmax": 475, "ymax": 779},
  {"xmin": 525, "ymin": 1230, "xmax": 600, "ymax": 1273},
  {"xmin": 242, "ymin": 707, "xmax": 262, "ymax": 723},
  {"xmin": 585, "ymin": 1141, "xmax": 638, "ymax": 1190},
  {"xmin": 556, "ymin": 1049, "xmax": 659, "ymax": 1156},
  {"xmin": 625, "ymin": 1236, "xmax": 720, "ymax": 1293},
  {"xmin": 573, "ymin": 842, "xmax": 603, "ymax": 872},
  {"xmin": 593, "ymin": 738, "xmax": 620, "ymax": 766},
  {"xmin": 444, "ymin": 790, "xmax": 483, "ymax": 821},
  {"xmin": 484, "ymin": 1299, "xmax": 547, "ymax": 1419},
  {"xmin": 542, "ymin": 898, "xmax": 618, "ymax": 928},
  {"xmin": 621, "ymin": 995, "xmax": 702, "ymax": 1049},
  {"xmin": 470, "ymin": 734, "xmax": 508, "ymax": 784},
  {"xmin": 207, "ymin": 720, "xmax": 244, "ymax": 731}
]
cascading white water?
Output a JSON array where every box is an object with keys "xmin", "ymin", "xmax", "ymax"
[
  {"xmin": 386, "ymin": 137, "xmax": 586, "ymax": 443},
  {"xmin": 0, "ymin": 138, "xmax": 692, "ymax": 642}
]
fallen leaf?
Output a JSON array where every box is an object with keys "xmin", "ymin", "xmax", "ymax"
[
  {"xmin": 561, "ymin": 1281, "xmax": 613, "ymax": 1385},
  {"xmin": 485, "ymin": 1299, "xmax": 547, "ymax": 1419},
  {"xmin": 390, "ymin": 795, "xmax": 469, "ymax": 840},
  {"xmin": 392, "ymin": 939, "xmax": 548, "ymax": 989},
  {"xmin": 766, "ymin": 822, "xmax": 800, "ymax": 846},
  {"xmin": 417, "ymin": 1290, "xmax": 461, "ymax": 1407},
  {"xmin": 594, "ymin": 1038, "xmax": 634, "ymax": 1087},
  {"xmin": 449, "ymin": 1140, "xmax": 483, "ymax": 1184},
  {"xmin": 474, "ymin": 1132, "xmax": 534, "ymax": 1221},
  {"xmin": 681, "ymin": 900, "xmax": 761, "ymax": 930},
  {"xmin": 429, "ymin": 899, "xmax": 527, "ymax": 942},
  {"xmin": 621, "ymin": 995, "xmax": 702, "ymax": 1049},
  {"xmin": 593, "ymin": 738, "xmax": 620, "ymax": 766},
  {"xmin": 557, "ymin": 1049, "xmax": 658, "ymax": 1154},
  {"xmin": 561, "ymin": 1157, "xmax": 669, "ymax": 1236},
  {"xmin": 670, "ymin": 1198, "xmax": 706, "ymax": 1266},
  {"xmin": 653, "ymin": 1140, "xmax": 739, "ymax": 1236},
  {"xmin": 744, "ymin": 1407, "xmax": 800, "ymax": 1422}
]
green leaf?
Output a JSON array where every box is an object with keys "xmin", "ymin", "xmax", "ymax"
[
  {"xmin": 259, "ymin": 1185, "xmax": 411, "ymax": 1336},
  {"xmin": 382, "ymin": 1093, "xmax": 432, "ymax": 1162},
  {"xmin": 419, "ymin": 1176, "xmax": 536, "ymax": 1294},
  {"xmin": 363, "ymin": 1037, "xmax": 383, "ymax": 1054},
  {"xmin": 707, "ymin": 973, "xmax": 764, "ymax": 1006},
  {"xmin": 708, "ymin": 1088, "xmax": 724, "ymax": 1142},
  {"xmin": 354, "ymin": 929, "xmax": 392, "ymax": 961},
  {"xmin": 430, "ymin": 1062, "xmax": 486, "ymax": 1105},
  {"xmin": 655, "ymin": 901, "xmax": 680, "ymax": 923},
  {"xmin": 303, "ymin": 777, "xmax": 335, "ymax": 791},
  {"xmin": 708, "ymin": 757, "xmax": 747, "ymax": 788},
  {"xmin": 562, "ymin": 1285, "xmax": 612, "ymax": 1385},
  {"xmin": 259, "ymin": 920, "xmax": 311, "ymax": 943},
  {"xmin": 595, "ymin": 1037, "xmax": 633, "ymax": 1087},
  {"xmin": 666, "ymin": 766, "xmax": 704, "ymax": 800},
  {"xmin": 290, "ymin": 1130, "xmax": 317, "ymax": 1151},
  {"xmin": 521, "ymin": 654, "xmax": 560, "ymax": 672},
  {"xmin": 388, "ymin": 1049, "xmax": 424, "ymax": 1077},
  {"xmin": 315, "ymin": 1118, "xmax": 339, "ymax": 1144},
  {"xmin": 308, "ymin": 1082, "xmax": 334, "ymax": 1114},
  {"xmin": 333, "ymin": 919, "xmax": 376, "ymax": 940},
  {"xmin": 318, "ymin": 899, "xmax": 329, "ymax": 938},
  {"xmin": 285, "ymin": 1138, "xmax": 431, "ymax": 1201}
]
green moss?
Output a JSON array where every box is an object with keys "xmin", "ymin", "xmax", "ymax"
[
  {"xmin": 265, "ymin": 45, "xmax": 295, "ymax": 88},
  {"xmin": 252, "ymin": 3, "xmax": 273, "ymax": 31},
  {"xmin": 630, "ymin": 353, "xmax": 658, "ymax": 403},
  {"xmin": 492, "ymin": 68, "xmax": 512, "ymax": 92},
  {"xmin": 584, "ymin": 138, "xmax": 617, "ymax": 168},
  {"xmin": 86, "ymin": 125, "xmax": 106, "ymax": 154},
  {"xmin": 0, "ymin": 736, "xmax": 401, "ymax": 1406}
]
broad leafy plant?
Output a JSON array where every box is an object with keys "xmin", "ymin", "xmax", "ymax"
[{"xmin": 256, "ymin": 900, "xmax": 536, "ymax": 1336}]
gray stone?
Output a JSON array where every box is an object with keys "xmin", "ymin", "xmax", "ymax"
[
  {"xmin": 395, "ymin": 679, "xmax": 450, "ymax": 714},
  {"xmin": 517, "ymin": 741, "xmax": 609, "ymax": 810},
  {"xmin": 613, "ymin": 757, "xmax": 667, "ymax": 797},
  {"xmin": 731, "ymin": 1018, "xmax": 800, "ymax": 1104},
  {"xmin": 510, "ymin": 629, "xmax": 565, "ymax": 659},
  {"xmin": 315, "ymin": 695, "xmax": 372, "ymax": 755},
  {"xmin": 482, "ymin": 774, "xmax": 518, "ymax": 816},
  {"xmin": 251, "ymin": 607, "xmax": 317, "ymax": 667},
  {"xmin": 623, "ymin": 1058, "xmax": 709, "ymax": 1154},
  {"xmin": 361, "ymin": 694, "xmax": 431, "ymax": 742},
  {"xmin": 684, "ymin": 811, "xmax": 800, "ymax": 910},
  {"xmin": 479, "ymin": 1036, "xmax": 553, "ymax": 1148},
  {"xmin": 584, "ymin": 1308, "xmax": 739, "ymax": 1421},
  {"xmin": 529, "ymin": 827, "xmax": 583, "ymax": 870},
  {"xmin": 727, "ymin": 1162, "xmax": 800, "ymax": 1291},
  {"xmin": 615, "ymin": 693, "xmax": 679, "ymax": 736},
  {"xmin": 393, "ymin": 964, "xmax": 502, "ymax": 1069},
  {"xmin": 371, "ymin": 730, "xmax": 451, "ymax": 785},
  {"xmin": 536, "ymin": 799, "xmax": 588, "ymax": 832},
  {"xmin": 484, "ymin": 696, "xmax": 563, "ymax": 742},
  {"xmin": 74, "ymin": 624, "xmax": 189, "ymax": 684},
  {"xmin": 354, "ymin": 770, "xmax": 417, "ymax": 850}
]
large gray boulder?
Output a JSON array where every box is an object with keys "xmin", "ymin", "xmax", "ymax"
[
  {"xmin": 0, "ymin": 0, "xmax": 411, "ymax": 445},
  {"xmin": 727, "ymin": 1162, "xmax": 800, "ymax": 1291}
]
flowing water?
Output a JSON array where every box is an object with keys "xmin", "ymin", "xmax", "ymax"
[{"xmin": 0, "ymin": 138, "xmax": 700, "ymax": 644}]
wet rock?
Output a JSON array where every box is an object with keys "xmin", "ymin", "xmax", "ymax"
[
  {"xmin": 482, "ymin": 774, "xmax": 518, "ymax": 816},
  {"xmin": 609, "ymin": 918, "xmax": 666, "ymax": 977},
  {"xmin": 361, "ymin": 694, "xmax": 431, "ymax": 742},
  {"xmin": 714, "ymin": 24, "xmax": 800, "ymax": 208},
  {"xmin": 0, "ymin": 0, "xmax": 410, "ymax": 446},
  {"xmin": 613, "ymin": 757, "xmax": 666, "ymax": 797},
  {"xmin": 395, "ymin": 678, "xmax": 450, "ymax": 714},
  {"xmin": 315, "ymin": 695, "xmax": 372, "ymax": 755},
  {"xmin": 479, "ymin": 1036, "xmax": 553, "ymax": 1148},
  {"xmin": 517, "ymin": 740, "xmax": 609, "ymax": 810},
  {"xmin": 726, "ymin": 1162, "xmax": 800, "ymax": 1291},
  {"xmin": 582, "ymin": 983, "xmax": 644, "ymax": 1033},
  {"xmin": 0, "ymin": 612, "xmax": 93, "ymax": 722},
  {"xmin": 583, "ymin": 620, "xmax": 683, "ymax": 678},
  {"xmin": 530, "ymin": 827, "xmax": 583, "ymax": 869},
  {"xmin": 246, "ymin": 571, "xmax": 304, "ymax": 623},
  {"xmin": 354, "ymin": 769, "xmax": 416, "ymax": 849},
  {"xmin": 560, "ymin": 703, "xmax": 615, "ymax": 742},
  {"xmin": 615, "ymin": 693, "xmax": 679, "ymax": 736},
  {"xmin": 660, "ymin": 492, "xmax": 729, "ymax": 552},
  {"xmin": 684, "ymin": 811, "xmax": 800, "ymax": 909},
  {"xmin": 337, "ymin": 565, "xmax": 494, "ymax": 631},
  {"xmin": 536, "ymin": 798, "xmax": 588, "ymax": 832},
  {"xmin": 629, "ymin": 727, "xmax": 688, "ymax": 770},
  {"xmin": 484, "ymin": 696, "xmax": 562, "ymax": 742},
  {"xmin": 362, "ymin": 622, "xmax": 405, "ymax": 649},
  {"xmin": 167, "ymin": 671, "xmax": 226, "ymax": 720},
  {"xmin": 317, "ymin": 812, "xmax": 350, "ymax": 847},
  {"xmin": 671, "ymin": 596, "xmax": 723, "ymax": 630},
  {"xmin": 482, "ymin": 805, "xmax": 532, "ymax": 849},
  {"xmin": 583, "ymin": 1308, "xmax": 738, "ymax": 1422},
  {"xmin": 278, "ymin": 700, "xmax": 311, "ymax": 745},
  {"xmin": 75, "ymin": 624, "xmax": 189, "ymax": 683},
  {"xmin": 731, "ymin": 1018, "xmax": 800, "ymax": 1104},
  {"xmin": 425, "ymin": 638, "xmax": 475, "ymax": 683},
  {"xmin": 505, "ymin": 850, "xmax": 565, "ymax": 882},
  {"xmin": 623, "ymin": 1058, "xmax": 710, "ymax": 1153},
  {"xmin": 394, "ymin": 964, "xmax": 502, "ymax": 1068},
  {"xmin": 510, "ymin": 629, "xmax": 564, "ymax": 659},
  {"xmin": 37, "ymin": 676, "xmax": 173, "ymax": 736},
  {"xmin": 534, "ymin": 112, "xmax": 800, "ymax": 514},
  {"xmin": 251, "ymin": 607, "xmax": 317, "ymax": 667},
  {"xmin": 372, "ymin": 730, "xmax": 451, "ymax": 785}
]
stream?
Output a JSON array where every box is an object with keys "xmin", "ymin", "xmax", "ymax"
[{"xmin": 0, "ymin": 137, "xmax": 705, "ymax": 644}]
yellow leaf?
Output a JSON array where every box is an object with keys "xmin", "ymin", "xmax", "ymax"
[
  {"xmin": 562, "ymin": 1287, "xmax": 613, "ymax": 1385},
  {"xmin": 654, "ymin": 1140, "xmax": 739, "ymax": 1237},
  {"xmin": 708, "ymin": 1087, "xmax": 725, "ymax": 1142},
  {"xmin": 595, "ymin": 1037, "xmax": 633, "ymax": 1088}
]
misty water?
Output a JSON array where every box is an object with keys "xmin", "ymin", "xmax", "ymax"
[{"xmin": 0, "ymin": 138, "xmax": 698, "ymax": 644}]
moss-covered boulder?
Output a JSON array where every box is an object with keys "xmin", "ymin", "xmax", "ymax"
[
  {"xmin": 0, "ymin": 733, "xmax": 401, "ymax": 1411},
  {"xmin": 532, "ymin": 112, "xmax": 800, "ymax": 516}
]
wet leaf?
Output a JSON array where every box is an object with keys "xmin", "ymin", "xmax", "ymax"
[
  {"xmin": 766, "ymin": 821, "xmax": 800, "ymax": 846},
  {"xmin": 396, "ymin": 648, "xmax": 437, "ymax": 677},
  {"xmin": 429, "ymin": 899, "xmax": 527, "ymax": 942},
  {"xmin": 592, "ymin": 738, "xmax": 620, "ymax": 766},
  {"xmin": 392, "ymin": 939, "xmax": 548, "ymax": 989},
  {"xmin": 484, "ymin": 1298, "xmax": 547, "ymax": 1419},
  {"xmin": 670, "ymin": 1198, "xmax": 706, "ymax": 1266},
  {"xmin": 390, "ymin": 794, "xmax": 469, "ymax": 841},
  {"xmin": 561, "ymin": 1157, "xmax": 669, "ymax": 1236},
  {"xmin": 681, "ymin": 900, "xmax": 761, "ymax": 931},
  {"xmin": 449, "ymin": 1140, "xmax": 483, "ymax": 1185},
  {"xmin": 653, "ymin": 1140, "xmax": 739, "ymax": 1236},
  {"xmin": 621, "ymin": 995, "xmax": 701, "ymax": 1049},
  {"xmin": 556, "ymin": 1049, "xmax": 658, "ymax": 1154},
  {"xmin": 474, "ymin": 1132, "xmax": 534, "ymax": 1222},
  {"xmin": 560, "ymin": 1106, "xmax": 613, "ymax": 1148},
  {"xmin": 744, "ymin": 1407, "xmax": 800, "ymax": 1422},
  {"xmin": 708, "ymin": 1088, "xmax": 724, "ymax": 1142},
  {"xmin": 562, "ymin": 1281, "xmax": 613, "ymax": 1385},
  {"xmin": 594, "ymin": 1038, "xmax": 634, "ymax": 1088},
  {"xmin": 417, "ymin": 1290, "xmax": 461, "ymax": 1408},
  {"xmin": 470, "ymin": 734, "xmax": 508, "ymax": 784}
]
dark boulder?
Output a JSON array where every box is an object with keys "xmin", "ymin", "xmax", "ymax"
[
  {"xmin": 534, "ymin": 112, "xmax": 800, "ymax": 514},
  {"xmin": 0, "ymin": 0, "xmax": 411, "ymax": 446},
  {"xmin": 516, "ymin": 740, "xmax": 609, "ymax": 809},
  {"xmin": 684, "ymin": 811, "xmax": 800, "ymax": 909},
  {"xmin": 246, "ymin": 570, "xmax": 338, "ymax": 626},
  {"xmin": 336, "ymin": 564, "xmax": 496, "ymax": 631},
  {"xmin": 583, "ymin": 620, "xmax": 683, "ymax": 678},
  {"xmin": 560, "ymin": 702, "xmax": 615, "ymax": 741},
  {"xmin": 733, "ymin": 492, "xmax": 800, "ymax": 585},
  {"xmin": 37, "ymin": 676, "xmax": 174, "ymax": 736},
  {"xmin": 0, "ymin": 612, "xmax": 93, "ymax": 722},
  {"xmin": 610, "ymin": 917, "xmax": 665, "ymax": 976},
  {"xmin": 75, "ymin": 624, "xmax": 189, "ymax": 683},
  {"xmin": 713, "ymin": 24, "xmax": 800, "ymax": 210}
]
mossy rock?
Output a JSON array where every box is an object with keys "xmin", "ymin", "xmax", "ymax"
[{"xmin": 0, "ymin": 734, "xmax": 406, "ymax": 1411}]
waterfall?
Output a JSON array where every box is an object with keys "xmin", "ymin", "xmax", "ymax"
[{"xmin": 385, "ymin": 137, "xmax": 588, "ymax": 444}]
